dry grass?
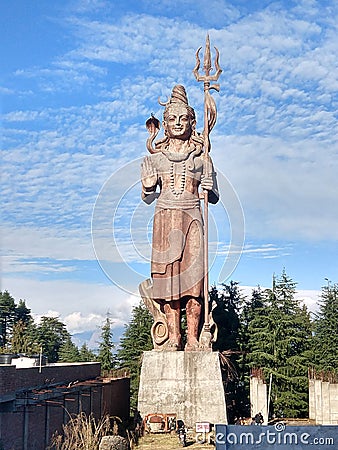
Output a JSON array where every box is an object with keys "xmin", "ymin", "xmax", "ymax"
[
  {"xmin": 48, "ymin": 412, "xmax": 112, "ymax": 450},
  {"xmin": 47, "ymin": 412, "xmax": 215, "ymax": 450},
  {"xmin": 136, "ymin": 432, "xmax": 215, "ymax": 450}
]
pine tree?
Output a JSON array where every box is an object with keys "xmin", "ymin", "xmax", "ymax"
[
  {"xmin": 0, "ymin": 291, "xmax": 35, "ymax": 353},
  {"xmin": 58, "ymin": 336, "xmax": 80, "ymax": 362},
  {"xmin": 238, "ymin": 286, "xmax": 266, "ymax": 416},
  {"xmin": 246, "ymin": 270, "xmax": 313, "ymax": 418},
  {"xmin": 239, "ymin": 286, "xmax": 265, "ymax": 362},
  {"xmin": 30, "ymin": 316, "xmax": 70, "ymax": 363},
  {"xmin": 209, "ymin": 282, "xmax": 244, "ymax": 422},
  {"xmin": 97, "ymin": 317, "xmax": 115, "ymax": 373},
  {"xmin": 211, "ymin": 281, "xmax": 242, "ymax": 353},
  {"xmin": 10, "ymin": 320, "xmax": 37, "ymax": 354},
  {"xmin": 0, "ymin": 290, "xmax": 16, "ymax": 348},
  {"xmin": 116, "ymin": 302, "xmax": 153, "ymax": 409},
  {"xmin": 10, "ymin": 300, "xmax": 35, "ymax": 354},
  {"xmin": 15, "ymin": 299, "xmax": 32, "ymax": 324},
  {"xmin": 79, "ymin": 343, "xmax": 96, "ymax": 362},
  {"xmin": 313, "ymin": 282, "xmax": 338, "ymax": 373}
]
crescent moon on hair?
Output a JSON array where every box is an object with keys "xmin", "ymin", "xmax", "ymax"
[{"xmin": 158, "ymin": 96, "xmax": 170, "ymax": 107}]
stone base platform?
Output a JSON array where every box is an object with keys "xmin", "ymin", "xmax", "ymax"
[{"xmin": 138, "ymin": 351, "xmax": 228, "ymax": 427}]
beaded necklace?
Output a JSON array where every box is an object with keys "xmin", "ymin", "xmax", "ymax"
[{"xmin": 170, "ymin": 160, "xmax": 186, "ymax": 196}]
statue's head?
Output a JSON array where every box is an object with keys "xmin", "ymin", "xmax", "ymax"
[{"xmin": 163, "ymin": 85, "xmax": 196, "ymax": 140}]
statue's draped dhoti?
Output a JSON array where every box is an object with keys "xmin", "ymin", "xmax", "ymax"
[{"xmin": 151, "ymin": 206, "xmax": 204, "ymax": 301}]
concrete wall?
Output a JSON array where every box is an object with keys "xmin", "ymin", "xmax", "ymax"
[
  {"xmin": 250, "ymin": 376, "xmax": 268, "ymax": 425},
  {"xmin": 309, "ymin": 378, "xmax": 338, "ymax": 425}
]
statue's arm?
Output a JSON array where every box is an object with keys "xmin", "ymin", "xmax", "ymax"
[
  {"xmin": 201, "ymin": 157, "xmax": 219, "ymax": 204},
  {"xmin": 208, "ymin": 168, "xmax": 219, "ymax": 204},
  {"xmin": 141, "ymin": 156, "xmax": 158, "ymax": 204}
]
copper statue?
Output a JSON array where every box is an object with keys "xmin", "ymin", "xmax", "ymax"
[{"xmin": 139, "ymin": 36, "xmax": 222, "ymax": 351}]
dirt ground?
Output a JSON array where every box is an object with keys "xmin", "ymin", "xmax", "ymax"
[{"xmin": 135, "ymin": 431, "xmax": 215, "ymax": 450}]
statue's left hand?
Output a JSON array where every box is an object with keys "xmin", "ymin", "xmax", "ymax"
[{"xmin": 201, "ymin": 175, "xmax": 213, "ymax": 191}]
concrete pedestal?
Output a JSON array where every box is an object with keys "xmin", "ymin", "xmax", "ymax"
[{"xmin": 138, "ymin": 351, "xmax": 228, "ymax": 427}]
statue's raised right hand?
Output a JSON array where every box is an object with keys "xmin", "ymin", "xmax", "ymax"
[{"xmin": 141, "ymin": 156, "xmax": 158, "ymax": 189}]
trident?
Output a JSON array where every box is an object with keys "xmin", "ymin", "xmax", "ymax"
[{"xmin": 193, "ymin": 34, "xmax": 222, "ymax": 349}]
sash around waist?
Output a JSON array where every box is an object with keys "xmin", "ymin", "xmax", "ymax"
[{"xmin": 156, "ymin": 197, "xmax": 201, "ymax": 209}]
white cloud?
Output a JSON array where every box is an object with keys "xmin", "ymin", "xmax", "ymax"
[
  {"xmin": 1, "ymin": 226, "xmax": 94, "ymax": 261},
  {"xmin": 69, "ymin": 0, "xmax": 108, "ymax": 14},
  {"xmin": 33, "ymin": 310, "xmax": 60, "ymax": 322},
  {"xmin": 2, "ymin": 276, "xmax": 140, "ymax": 334},
  {"xmin": 0, "ymin": 86, "xmax": 15, "ymax": 95},
  {"xmin": 2, "ymin": 256, "xmax": 78, "ymax": 274},
  {"xmin": 3, "ymin": 110, "xmax": 40, "ymax": 122},
  {"xmin": 241, "ymin": 244, "xmax": 291, "ymax": 258},
  {"xmin": 295, "ymin": 290, "xmax": 321, "ymax": 314},
  {"xmin": 63, "ymin": 311, "xmax": 109, "ymax": 334}
]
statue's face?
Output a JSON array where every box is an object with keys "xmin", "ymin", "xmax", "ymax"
[{"xmin": 163, "ymin": 105, "xmax": 195, "ymax": 140}]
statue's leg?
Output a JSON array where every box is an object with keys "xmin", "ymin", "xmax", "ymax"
[
  {"xmin": 185, "ymin": 297, "xmax": 202, "ymax": 351},
  {"xmin": 163, "ymin": 300, "xmax": 181, "ymax": 350}
]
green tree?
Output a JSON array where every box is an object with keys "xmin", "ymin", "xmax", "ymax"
[
  {"xmin": 210, "ymin": 281, "xmax": 248, "ymax": 421},
  {"xmin": 0, "ymin": 291, "xmax": 34, "ymax": 353},
  {"xmin": 211, "ymin": 281, "xmax": 242, "ymax": 353},
  {"xmin": 10, "ymin": 300, "xmax": 35, "ymax": 354},
  {"xmin": 10, "ymin": 320, "xmax": 38, "ymax": 354},
  {"xmin": 97, "ymin": 317, "xmax": 115, "ymax": 372},
  {"xmin": 239, "ymin": 286, "xmax": 265, "ymax": 363},
  {"xmin": 313, "ymin": 282, "xmax": 338, "ymax": 373},
  {"xmin": 15, "ymin": 299, "xmax": 32, "ymax": 324},
  {"xmin": 246, "ymin": 270, "xmax": 313, "ymax": 418},
  {"xmin": 58, "ymin": 336, "xmax": 80, "ymax": 362},
  {"xmin": 79, "ymin": 342, "xmax": 96, "ymax": 362},
  {"xmin": 0, "ymin": 290, "xmax": 16, "ymax": 348},
  {"xmin": 116, "ymin": 302, "xmax": 153, "ymax": 409},
  {"xmin": 237, "ymin": 286, "xmax": 265, "ymax": 415},
  {"xmin": 31, "ymin": 316, "xmax": 70, "ymax": 363}
]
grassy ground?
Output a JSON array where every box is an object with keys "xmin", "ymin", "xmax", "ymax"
[{"xmin": 136, "ymin": 431, "xmax": 215, "ymax": 450}]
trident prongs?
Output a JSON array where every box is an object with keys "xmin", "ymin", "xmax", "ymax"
[{"xmin": 193, "ymin": 34, "xmax": 222, "ymax": 83}]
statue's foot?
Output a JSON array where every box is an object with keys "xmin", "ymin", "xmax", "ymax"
[
  {"xmin": 184, "ymin": 339, "xmax": 201, "ymax": 351},
  {"xmin": 163, "ymin": 339, "xmax": 182, "ymax": 351}
]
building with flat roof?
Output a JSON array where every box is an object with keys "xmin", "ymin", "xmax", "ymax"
[{"xmin": 0, "ymin": 360, "xmax": 130, "ymax": 450}]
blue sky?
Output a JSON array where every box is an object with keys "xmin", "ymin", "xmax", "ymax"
[{"xmin": 1, "ymin": 0, "xmax": 337, "ymax": 339}]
